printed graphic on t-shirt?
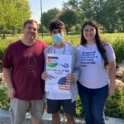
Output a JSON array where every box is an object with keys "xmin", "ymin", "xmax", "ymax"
[
  {"xmin": 25, "ymin": 52, "xmax": 38, "ymax": 73},
  {"xmin": 80, "ymin": 51, "xmax": 98, "ymax": 67}
]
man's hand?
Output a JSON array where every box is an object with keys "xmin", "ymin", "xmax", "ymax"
[
  {"xmin": 66, "ymin": 73, "xmax": 75, "ymax": 83},
  {"xmin": 8, "ymin": 87, "xmax": 15, "ymax": 98},
  {"xmin": 41, "ymin": 72, "xmax": 48, "ymax": 81}
]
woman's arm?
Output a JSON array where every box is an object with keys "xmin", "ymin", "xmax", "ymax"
[{"xmin": 108, "ymin": 60, "xmax": 116, "ymax": 97}]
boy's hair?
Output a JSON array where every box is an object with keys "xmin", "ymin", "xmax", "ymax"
[
  {"xmin": 49, "ymin": 19, "xmax": 65, "ymax": 32},
  {"xmin": 23, "ymin": 19, "xmax": 39, "ymax": 30}
]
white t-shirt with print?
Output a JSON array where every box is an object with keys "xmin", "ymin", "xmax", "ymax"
[
  {"xmin": 77, "ymin": 43, "xmax": 115, "ymax": 89},
  {"xmin": 46, "ymin": 43, "xmax": 72, "ymax": 100}
]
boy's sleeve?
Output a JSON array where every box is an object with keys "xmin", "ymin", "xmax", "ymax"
[{"xmin": 72, "ymin": 46, "xmax": 80, "ymax": 83}]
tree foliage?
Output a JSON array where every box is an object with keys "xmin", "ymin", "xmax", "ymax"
[
  {"xmin": 41, "ymin": 8, "xmax": 59, "ymax": 29},
  {"xmin": 0, "ymin": 0, "xmax": 31, "ymax": 38},
  {"xmin": 56, "ymin": 8, "xmax": 77, "ymax": 33},
  {"xmin": 63, "ymin": 0, "xmax": 124, "ymax": 32},
  {"xmin": 118, "ymin": 1, "xmax": 124, "ymax": 30},
  {"xmin": 62, "ymin": 0, "xmax": 80, "ymax": 10}
]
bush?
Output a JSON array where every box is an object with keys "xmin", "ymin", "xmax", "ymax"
[
  {"xmin": 105, "ymin": 88, "xmax": 124, "ymax": 118},
  {"xmin": 75, "ymin": 96, "xmax": 84, "ymax": 118},
  {"xmin": 0, "ymin": 47, "xmax": 6, "ymax": 63},
  {"xmin": 1, "ymin": 85, "xmax": 124, "ymax": 119},
  {"xmin": 110, "ymin": 39, "xmax": 124, "ymax": 63},
  {"xmin": 0, "ymin": 83, "xmax": 10, "ymax": 110}
]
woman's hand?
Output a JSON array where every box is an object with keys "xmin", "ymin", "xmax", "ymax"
[{"xmin": 108, "ymin": 86, "xmax": 115, "ymax": 97}]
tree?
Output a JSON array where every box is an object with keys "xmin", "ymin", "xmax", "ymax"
[
  {"xmin": 118, "ymin": 1, "xmax": 124, "ymax": 31},
  {"xmin": 97, "ymin": 0, "xmax": 119, "ymax": 32},
  {"xmin": 62, "ymin": 0, "xmax": 80, "ymax": 10},
  {"xmin": 41, "ymin": 8, "xmax": 59, "ymax": 29},
  {"xmin": 63, "ymin": 0, "xmax": 121, "ymax": 32},
  {"xmin": 38, "ymin": 24, "xmax": 48, "ymax": 33},
  {"xmin": 56, "ymin": 8, "xmax": 77, "ymax": 33},
  {"xmin": 0, "ymin": 0, "xmax": 31, "ymax": 39},
  {"xmin": 62, "ymin": 0, "xmax": 83, "ymax": 25}
]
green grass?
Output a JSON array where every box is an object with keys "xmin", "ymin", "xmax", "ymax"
[
  {"xmin": 0, "ymin": 33, "xmax": 124, "ymax": 63},
  {"xmin": 38, "ymin": 32, "xmax": 124, "ymax": 46},
  {"xmin": 101, "ymin": 33, "xmax": 124, "ymax": 38}
]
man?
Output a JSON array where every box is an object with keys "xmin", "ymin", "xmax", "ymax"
[
  {"xmin": 2, "ymin": 19, "xmax": 48, "ymax": 124},
  {"xmin": 41, "ymin": 19, "xmax": 80, "ymax": 124}
]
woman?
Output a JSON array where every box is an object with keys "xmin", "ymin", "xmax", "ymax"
[{"xmin": 77, "ymin": 20, "xmax": 116, "ymax": 124}]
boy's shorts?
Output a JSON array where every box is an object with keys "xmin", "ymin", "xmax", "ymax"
[
  {"xmin": 9, "ymin": 98, "xmax": 44, "ymax": 124},
  {"xmin": 47, "ymin": 99, "xmax": 76, "ymax": 115}
]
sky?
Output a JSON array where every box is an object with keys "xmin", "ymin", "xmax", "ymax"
[{"xmin": 28, "ymin": 0, "xmax": 68, "ymax": 23}]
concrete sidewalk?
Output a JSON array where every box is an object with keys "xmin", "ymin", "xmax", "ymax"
[{"xmin": 0, "ymin": 109, "xmax": 124, "ymax": 124}]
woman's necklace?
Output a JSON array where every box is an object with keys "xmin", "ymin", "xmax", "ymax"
[
  {"xmin": 89, "ymin": 47, "xmax": 92, "ymax": 50},
  {"xmin": 87, "ymin": 43, "xmax": 95, "ymax": 50}
]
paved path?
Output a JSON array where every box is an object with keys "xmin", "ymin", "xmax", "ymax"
[{"xmin": 0, "ymin": 109, "xmax": 124, "ymax": 124}]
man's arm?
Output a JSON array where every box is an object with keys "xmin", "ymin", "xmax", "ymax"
[{"xmin": 3, "ymin": 68, "xmax": 15, "ymax": 98}]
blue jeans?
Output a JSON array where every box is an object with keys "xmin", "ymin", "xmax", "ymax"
[{"xmin": 77, "ymin": 82, "xmax": 108, "ymax": 124}]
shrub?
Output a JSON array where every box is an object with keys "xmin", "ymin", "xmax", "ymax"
[
  {"xmin": 0, "ymin": 47, "xmax": 6, "ymax": 63},
  {"xmin": 0, "ymin": 83, "xmax": 10, "ymax": 110},
  {"xmin": 109, "ymin": 39, "xmax": 124, "ymax": 63},
  {"xmin": 0, "ymin": 85, "xmax": 124, "ymax": 119},
  {"xmin": 75, "ymin": 96, "xmax": 84, "ymax": 118},
  {"xmin": 105, "ymin": 88, "xmax": 124, "ymax": 118}
]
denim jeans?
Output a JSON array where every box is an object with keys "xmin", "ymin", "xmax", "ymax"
[{"xmin": 77, "ymin": 82, "xmax": 108, "ymax": 124}]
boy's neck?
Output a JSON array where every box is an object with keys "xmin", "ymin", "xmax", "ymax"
[{"xmin": 54, "ymin": 42, "xmax": 65, "ymax": 49}]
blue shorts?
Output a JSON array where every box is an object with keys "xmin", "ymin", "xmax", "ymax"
[{"xmin": 47, "ymin": 99, "xmax": 76, "ymax": 115}]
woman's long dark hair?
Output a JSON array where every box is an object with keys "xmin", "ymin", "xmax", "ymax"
[{"xmin": 80, "ymin": 20, "xmax": 108, "ymax": 68}]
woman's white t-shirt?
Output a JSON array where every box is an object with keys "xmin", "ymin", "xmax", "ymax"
[{"xmin": 77, "ymin": 43, "xmax": 116, "ymax": 89}]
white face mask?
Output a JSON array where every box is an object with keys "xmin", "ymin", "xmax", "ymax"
[{"xmin": 52, "ymin": 34, "xmax": 64, "ymax": 44}]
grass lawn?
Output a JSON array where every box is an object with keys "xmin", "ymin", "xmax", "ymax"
[
  {"xmin": 0, "ymin": 32, "xmax": 124, "ymax": 46},
  {"xmin": 37, "ymin": 32, "xmax": 124, "ymax": 45},
  {"xmin": 101, "ymin": 33, "xmax": 124, "ymax": 38}
]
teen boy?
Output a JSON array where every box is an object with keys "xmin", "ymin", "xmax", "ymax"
[{"xmin": 41, "ymin": 19, "xmax": 79, "ymax": 124}]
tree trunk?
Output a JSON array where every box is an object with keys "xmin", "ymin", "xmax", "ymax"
[
  {"xmin": 1, "ymin": 30, "xmax": 7, "ymax": 39},
  {"xmin": 12, "ymin": 27, "xmax": 15, "ymax": 35}
]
